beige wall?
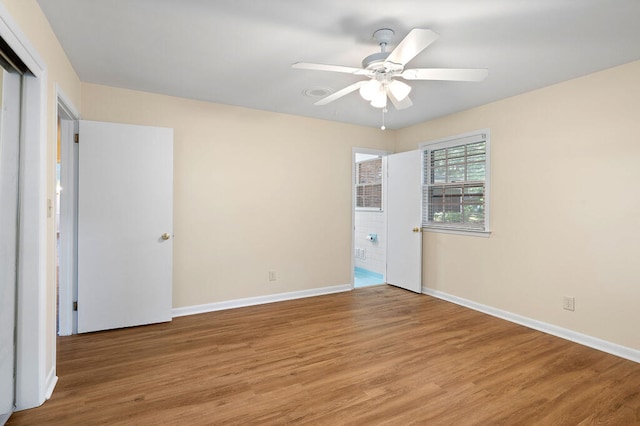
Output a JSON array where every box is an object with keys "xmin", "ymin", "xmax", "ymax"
[
  {"xmin": 1, "ymin": 0, "xmax": 82, "ymax": 380},
  {"xmin": 81, "ymin": 83, "xmax": 394, "ymax": 308},
  {"xmin": 395, "ymin": 60, "xmax": 640, "ymax": 350}
]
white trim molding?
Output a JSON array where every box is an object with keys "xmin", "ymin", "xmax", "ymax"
[
  {"xmin": 173, "ymin": 284, "xmax": 351, "ymax": 318},
  {"xmin": 45, "ymin": 371, "xmax": 58, "ymax": 400},
  {"xmin": 55, "ymin": 84, "xmax": 81, "ymax": 120},
  {"xmin": 55, "ymin": 87, "xmax": 80, "ymax": 338},
  {"xmin": 422, "ymin": 287, "xmax": 640, "ymax": 364},
  {"xmin": 423, "ymin": 227, "xmax": 491, "ymax": 238}
]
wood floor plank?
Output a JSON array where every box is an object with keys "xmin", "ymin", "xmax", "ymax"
[{"xmin": 8, "ymin": 285, "xmax": 640, "ymax": 425}]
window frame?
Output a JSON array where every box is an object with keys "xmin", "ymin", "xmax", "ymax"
[
  {"xmin": 420, "ymin": 129, "xmax": 491, "ymax": 237},
  {"xmin": 355, "ymin": 156, "xmax": 383, "ymax": 212}
]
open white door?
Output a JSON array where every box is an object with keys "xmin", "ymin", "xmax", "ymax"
[
  {"xmin": 78, "ymin": 120, "xmax": 173, "ymax": 333},
  {"xmin": 386, "ymin": 150, "xmax": 422, "ymax": 293}
]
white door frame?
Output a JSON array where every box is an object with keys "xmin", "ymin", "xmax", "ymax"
[
  {"xmin": 351, "ymin": 147, "xmax": 390, "ymax": 289},
  {"xmin": 0, "ymin": 2, "xmax": 51, "ymax": 411},
  {"xmin": 56, "ymin": 87, "xmax": 80, "ymax": 336}
]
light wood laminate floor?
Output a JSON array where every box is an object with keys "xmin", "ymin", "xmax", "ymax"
[{"xmin": 8, "ymin": 286, "xmax": 640, "ymax": 425}]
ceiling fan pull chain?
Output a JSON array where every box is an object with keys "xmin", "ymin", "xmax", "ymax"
[{"xmin": 381, "ymin": 107, "xmax": 387, "ymax": 130}]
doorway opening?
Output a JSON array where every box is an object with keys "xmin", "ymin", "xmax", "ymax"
[
  {"xmin": 56, "ymin": 93, "xmax": 79, "ymax": 336},
  {"xmin": 352, "ymin": 148, "xmax": 388, "ymax": 288}
]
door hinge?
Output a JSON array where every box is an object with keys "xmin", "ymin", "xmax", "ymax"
[
  {"xmin": 74, "ymin": 133, "xmax": 79, "ymax": 143},
  {"xmin": 73, "ymin": 301, "xmax": 78, "ymax": 311}
]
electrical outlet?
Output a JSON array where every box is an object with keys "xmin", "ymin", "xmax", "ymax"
[
  {"xmin": 562, "ymin": 296, "xmax": 575, "ymax": 311},
  {"xmin": 268, "ymin": 271, "xmax": 277, "ymax": 281}
]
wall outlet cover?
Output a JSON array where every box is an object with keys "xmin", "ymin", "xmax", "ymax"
[{"xmin": 563, "ymin": 296, "xmax": 575, "ymax": 311}]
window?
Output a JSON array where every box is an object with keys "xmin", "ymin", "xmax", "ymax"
[
  {"xmin": 355, "ymin": 157, "xmax": 382, "ymax": 210},
  {"xmin": 421, "ymin": 130, "xmax": 490, "ymax": 234}
]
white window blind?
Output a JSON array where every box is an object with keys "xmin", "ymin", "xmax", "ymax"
[
  {"xmin": 421, "ymin": 131, "xmax": 489, "ymax": 232},
  {"xmin": 356, "ymin": 158, "xmax": 382, "ymax": 210}
]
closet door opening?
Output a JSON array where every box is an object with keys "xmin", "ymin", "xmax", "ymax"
[{"xmin": 0, "ymin": 50, "xmax": 26, "ymax": 426}]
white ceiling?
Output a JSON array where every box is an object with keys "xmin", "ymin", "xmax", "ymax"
[{"xmin": 38, "ymin": 0, "xmax": 640, "ymax": 130}]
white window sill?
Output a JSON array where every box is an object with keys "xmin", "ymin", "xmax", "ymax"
[
  {"xmin": 356, "ymin": 208, "xmax": 383, "ymax": 212},
  {"xmin": 422, "ymin": 227, "xmax": 491, "ymax": 238}
]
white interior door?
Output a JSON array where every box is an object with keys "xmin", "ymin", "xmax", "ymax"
[
  {"xmin": 78, "ymin": 120, "xmax": 173, "ymax": 333},
  {"xmin": 386, "ymin": 150, "xmax": 423, "ymax": 293}
]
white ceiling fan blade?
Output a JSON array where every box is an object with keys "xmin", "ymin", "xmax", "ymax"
[
  {"xmin": 314, "ymin": 80, "xmax": 368, "ymax": 106},
  {"xmin": 292, "ymin": 62, "xmax": 371, "ymax": 76},
  {"xmin": 401, "ymin": 68, "xmax": 489, "ymax": 81},
  {"xmin": 388, "ymin": 90, "xmax": 413, "ymax": 110},
  {"xmin": 385, "ymin": 29, "xmax": 439, "ymax": 67}
]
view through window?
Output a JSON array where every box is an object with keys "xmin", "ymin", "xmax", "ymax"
[
  {"xmin": 356, "ymin": 157, "xmax": 382, "ymax": 210},
  {"xmin": 422, "ymin": 131, "xmax": 489, "ymax": 232}
]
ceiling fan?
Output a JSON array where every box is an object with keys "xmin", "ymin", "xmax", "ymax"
[{"xmin": 293, "ymin": 28, "xmax": 488, "ymax": 110}]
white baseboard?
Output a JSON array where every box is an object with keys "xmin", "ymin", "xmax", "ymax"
[
  {"xmin": 1, "ymin": 413, "xmax": 10, "ymax": 425},
  {"xmin": 422, "ymin": 287, "xmax": 640, "ymax": 364},
  {"xmin": 45, "ymin": 370, "xmax": 58, "ymax": 400},
  {"xmin": 173, "ymin": 284, "xmax": 352, "ymax": 318}
]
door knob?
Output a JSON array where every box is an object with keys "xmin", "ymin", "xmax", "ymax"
[
  {"xmin": 161, "ymin": 233, "xmax": 171, "ymax": 240},
  {"xmin": 412, "ymin": 227, "xmax": 421, "ymax": 233}
]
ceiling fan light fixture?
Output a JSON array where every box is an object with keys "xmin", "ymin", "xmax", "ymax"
[
  {"xmin": 359, "ymin": 79, "xmax": 381, "ymax": 101},
  {"xmin": 388, "ymin": 79, "xmax": 411, "ymax": 102},
  {"xmin": 370, "ymin": 88, "xmax": 388, "ymax": 108}
]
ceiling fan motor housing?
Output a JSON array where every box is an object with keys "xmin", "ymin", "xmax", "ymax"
[
  {"xmin": 364, "ymin": 28, "xmax": 403, "ymax": 75},
  {"xmin": 362, "ymin": 52, "xmax": 389, "ymax": 70}
]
